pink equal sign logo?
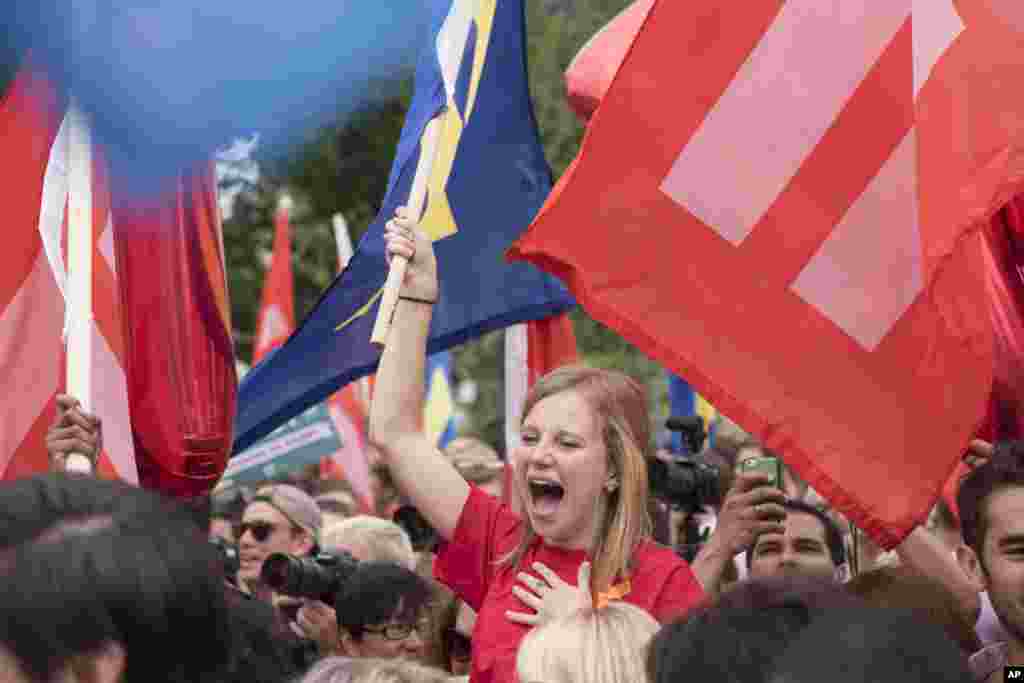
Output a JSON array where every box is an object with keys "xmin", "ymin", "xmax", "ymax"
[{"xmin": 659, "ymin": 1, "xmax": 967, "ymax": 353}]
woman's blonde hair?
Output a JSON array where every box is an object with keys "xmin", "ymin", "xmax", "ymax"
[
  {"xmin": 502, "ymin": 365, "xmax": 653, "ymax": 594},
  {"xmin": 302, "ymin": 657, "xmax": 451, "ymax": 683},
  {"xmin": 516, "ymin": 603, "xmax": 659, "ymax": 683}
]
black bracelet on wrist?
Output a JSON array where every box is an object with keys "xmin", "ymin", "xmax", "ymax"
[{"xmin": 399, "ymin": 294, "xmax": 437, "ymax": 305}]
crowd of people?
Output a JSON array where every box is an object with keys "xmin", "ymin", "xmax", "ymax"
[{"xmin": 3, "ymin": 210, "xmax": 1023, "ymax": 683}]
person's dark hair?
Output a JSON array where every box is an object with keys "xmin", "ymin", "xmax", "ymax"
[
  {"xmin": 957, "ymin": 440, "xmax": 1024, "ymax": 555},
  {"xmin": 211, "ymin": 486, "xmax": 250, "ymax": 524},
  {"xmin": 221, "ymin": 588, "xmax": 302, "ymax": 683},
  {"xmin": 646, "ymin": 576, "xmax": 860, "ymax": 683},
  {"xmin": 745, "ymin": 499, "xmax": 845, "ymax": 568},
  {"xmin": 0, "ymin": 474, "xmax": 232, "ymax": 683},
  {"xmin": 845, "ymin": 564, "xmax": 981, "ymax": 656},
  {"xmin": 768, "ymin": 606, "xmax": 973, "ymax": 683},
  {"xmin": 334, "ymin": 561, "xmax": 432, "ymax": 640}
]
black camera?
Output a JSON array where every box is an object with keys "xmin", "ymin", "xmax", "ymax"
[
  {"xmin": 260, "ymin": 550, "xmax": 359, "ymax": 604},
  {"xmin": 648, "ymin": 416, "xmax": 721, "ymax": 510},
  {"xmin": 210, "ymin": 536, "xmax": 240, "ymax": 581},
  {"xmin": 648, "ymin": 416, "xmax": 722, "ymax": 562}
]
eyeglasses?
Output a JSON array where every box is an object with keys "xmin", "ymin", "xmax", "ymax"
[
  {"xmin": 236, "ymin": 521, "xmax": 279, "ymax": 542},
  {"xmin": 362, "ymin": 618, "xmax": 430, "ymax": 641}
]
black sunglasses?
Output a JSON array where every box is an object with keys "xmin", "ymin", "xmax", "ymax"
[{"xmin": 236, "ymin": 521, "xmax": 279, "ymax": 542}]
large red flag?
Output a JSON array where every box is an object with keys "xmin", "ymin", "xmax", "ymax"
[
  {"xmin": 0, "ymin": 66, "xmax": 137, "ymax": 482},
  {"xmin": 252, "ymin": 202, "xmax": 296, "ymax": 364},
  {"xmin": 112, "ymin": 168, "xmax": 237, "ymax": 498},
  {"xmin": 510, "ymin": 1, "xmax": 1022, "ymax": 547}
]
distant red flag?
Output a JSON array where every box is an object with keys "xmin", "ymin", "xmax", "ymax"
[
  {"xmin": 510, "ymin": 1, "xmax": 1019, "ymax": 547},
  {"xmin": 253, "ymin": 203, "xmax": 296, "ymax": 364},
  {"xmin": 0, "ymin": 65, "xmax": 137, "ymax": 483},
  {"xmin": 112, "ymin": 168, "xmax": 237, "ymax": 498}
]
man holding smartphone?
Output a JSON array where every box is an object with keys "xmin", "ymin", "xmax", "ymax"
[{"xmin": 691, "ymin": 446, "xmax": 845, "ymax": 592}]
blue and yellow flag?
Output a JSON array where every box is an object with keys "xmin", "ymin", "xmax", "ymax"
[
  {"xmin": 668, "ymin": 373, "xmax": 718, "ymax": 453},
  {"xmin": 424, "ymin": 351, "xmax": 457, "ymax": 449},
  {"xmin": 233, "ymin": 0, "xmax": 573, "ymax": 454}
]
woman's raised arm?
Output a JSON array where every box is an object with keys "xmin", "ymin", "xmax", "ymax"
[{"xmin": 369, "ymin": 208, "xmax": 470, "ymax": 541}]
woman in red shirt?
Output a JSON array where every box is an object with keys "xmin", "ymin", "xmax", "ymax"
[{"xmin": 371, "ymin": 210, "xmax": 705, "ymax": 683}]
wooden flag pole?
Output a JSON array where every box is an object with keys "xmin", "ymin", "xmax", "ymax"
[
  {"xmin": 370, "ymin": 115, "xmax": 444, "ymax": 347},
  {"xmin": 65, "ymin": 101, "xmax": 95, "ymax": 474}
]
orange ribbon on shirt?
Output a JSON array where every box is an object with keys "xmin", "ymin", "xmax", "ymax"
[{"xmin": 594, "ymin": 578, "xmax": 632, "ymax": 609}]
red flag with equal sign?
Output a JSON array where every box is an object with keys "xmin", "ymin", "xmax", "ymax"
[{"xmin": 509, "ymin": 1, "xmax": 1024, "ymax": 547}]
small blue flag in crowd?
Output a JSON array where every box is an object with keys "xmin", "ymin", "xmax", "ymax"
[
  {"xmin": 667, "ymin": 373, "xmax": 717, "ymax": 454},
  {"xmin": 233, "ymin": 0, "xmax": 573, "ymax": 454}
]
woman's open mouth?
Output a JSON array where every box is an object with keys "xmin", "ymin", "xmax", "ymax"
[{"xmin": 528, "ymin": 479, "xmax": 565, "ymax": 517}]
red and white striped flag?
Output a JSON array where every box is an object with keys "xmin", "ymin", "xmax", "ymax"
[
  {"xmin": 0, "ymin": 66, "xmax": 136, "ymax": 482},
  {"xmin": 511, "ymin": 1, "xmax": 1024, "ymax": 546},
  {"xmin": 322, "ymin": 213, "xmax": 374, "ymax": 512}
]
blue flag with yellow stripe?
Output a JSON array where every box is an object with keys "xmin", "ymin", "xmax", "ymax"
[{"xmin": 233, "ymin": 0, "xmax": 573, "ymax": 454}]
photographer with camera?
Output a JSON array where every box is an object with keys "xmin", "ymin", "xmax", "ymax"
[
  {"xmin": 237, "ymin": 484, "xmax": 323, "ymax": 600},
  {"xmin": 257, "ymin": 544, "xmax": 361, "ymax": 660},
  {"xmin": 236, "ymin": 483, "xmax": 339, "ymax": 667}
]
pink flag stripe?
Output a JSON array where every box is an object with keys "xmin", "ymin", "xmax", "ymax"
[
  {"xmin": 661, "ymin": 0, "xmax": 911, "ymax": 245},
  {"xmin": 0, "ymin": 252, "xmax": 64, "ymax": 476},
  {"xmin": 791, "ymin": 128, "xmax": 923, "ymax": 350},
  {"xmin": 912, "ymin": 0, "xmax": 964, "ymax": 97},
  {"xmin": 90, "ymin": 319, "xmax": 137, "ymax": 483}
]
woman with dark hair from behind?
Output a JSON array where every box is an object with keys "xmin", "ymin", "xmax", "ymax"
[
  {"xmin": 845, "ymin": 564, "xmax": 981, "ymax": 659},
  {"xmin": 646, "ymin": 576, "xmax": 859, "ymax": 683},
  {"xmin": 768, "ymin": 607, "xmax": 973, "ymax": 683},
  {"xmin": 0, "ymin": 474, "xmax": 233, "ymax": 683}
]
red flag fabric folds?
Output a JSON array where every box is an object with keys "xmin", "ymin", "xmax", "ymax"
[
  {"xmin": 510, "ymin": 1, "xmax": 1024, "ymax": 547},
  {"xmin": 112, "ymin": 169, "xmax": 237, "ymax": 498},
  {"xmin": 942, "ymin": 195, "xmax": 1024, "ymax": 522}
]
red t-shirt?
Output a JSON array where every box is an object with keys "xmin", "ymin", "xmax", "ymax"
[{"xmin": 433, "ymin": 486, "xmax": 705, "ymax": 683}]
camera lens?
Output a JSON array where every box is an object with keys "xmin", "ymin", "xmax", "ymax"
[{"xmin": 261, "ymin": 553, "xmax": 298, "ymax": 591}]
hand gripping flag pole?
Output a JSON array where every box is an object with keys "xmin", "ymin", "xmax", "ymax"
[{"xmin": 370, "ymin": 115, "xmax": 443, "ymax": 347}]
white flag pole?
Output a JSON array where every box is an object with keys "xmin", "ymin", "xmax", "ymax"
[
  {"xmin": 369, "ymin": 115, "xmax": 443, "ymax": 347},
  {"xmin": 332, "ymin": 213, "xmax": 354, "ymax": 271},
  {"xmin": 65, "ymin": 101, "xmax": 95, "ymax": 474}
]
